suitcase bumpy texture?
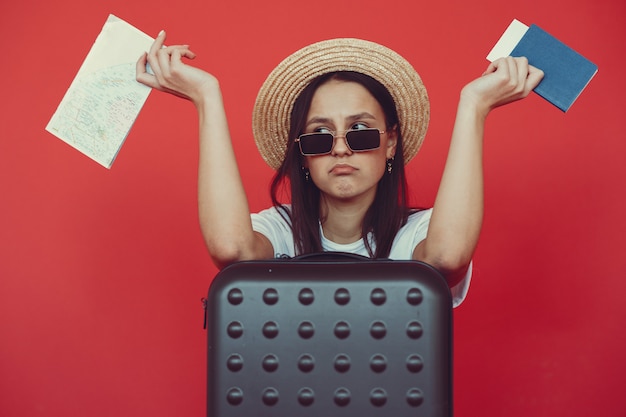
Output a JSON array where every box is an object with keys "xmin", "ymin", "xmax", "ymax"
[{"xmin": 206, "ymin": 254, "xmax": 453, "ymax": 416}]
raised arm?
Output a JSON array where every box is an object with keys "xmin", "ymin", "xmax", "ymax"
[
  {"xmin": 413, "ymin": 56, "xmax": 544, "ymax": 286},
  {"xmin": 136, "ymin": 31, "xmax": 273, "ymax": 268}
]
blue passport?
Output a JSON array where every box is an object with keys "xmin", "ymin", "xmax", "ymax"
[{"xmin": 488, "ymin": 20, "xmax": 598, "ymax": 112}]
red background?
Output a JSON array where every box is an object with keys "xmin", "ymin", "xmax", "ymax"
[{"xmin": 1, "ymin": 0, "xmax": 625, "ymax": 416}]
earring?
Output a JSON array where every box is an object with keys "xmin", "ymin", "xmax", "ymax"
[
  {"xmin": 386, "ymin": 158, "xmax": 394, "ymax": 174},
  {"xmin": 302, "ymin": 166, "xmax": 310, "ymax": 182}
]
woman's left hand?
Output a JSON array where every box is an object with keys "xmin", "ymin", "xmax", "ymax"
[{"xmin": 461, "ymin": 56, "xmax": 544, "ymax": 117}]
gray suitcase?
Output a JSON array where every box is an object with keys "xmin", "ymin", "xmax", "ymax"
[{"xmin": 204, "ymin": 253, "xmax": 453, "ymax": 416}]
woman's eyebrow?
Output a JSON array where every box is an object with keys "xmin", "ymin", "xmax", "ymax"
[
  {"xmin": 346, "ymin": 112, "xmax": 377, "ymax": 122},
  {"xmin": 305, "ymin": 116, "xmax": 333, "ymax": 127},
  {"xmin": 305, "ymin": 112, "xmax": 378, "ymax": 127}
]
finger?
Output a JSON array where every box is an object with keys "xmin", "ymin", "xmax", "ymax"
[
  {"xmin": 146, "ymin": 30, "xmax": 167, "ymax": 76},
  {"xmin": 526, "ymin": 65, "xmax": 545, "ymax": 91},
  {"xmin": 514, "ymin": 56, "xmax": 529, "ymax": 83},
  {"xmin": 176, "ymin": 45, "xmax": 197, "ymax": 60},
  {"xmin": 505, "ymin": 56, "xmax": 518, "ymax": 86},
  {"xmin": 182, "ymin": 48, "xmax": 197, "ymax": 60},
  {"xmin": 161, "ymin": 44, "xmax": 197, "ymax": 59},
  {"xmin": 165, "ymin": 48, "xmax": 183, "ymax": 80},
  {"xmin": 149, "ymin": 30, "xmax": 166, "ymax": 56},
  {"xmin": 508, "ymin": 57, "xmax": 527, "ymax": 95},
  {"xmin": 136, "ymin": 52, "xmax": 156, "ymax": 87},
  {"xmin": 136, "ymin": 51, "xmax": 148, "ymax": 75},
  {"xmin": 485, "ymin": 56, "xmax": 513, "ymax": 77},
  {"xmin": 483, "ymin": 59, "xmax": 500, "ymax": 76},
  {"xmin": 171, "ymin": 46, "xmax": 198, "ymax": 65},
  {"xmin": 170, "ymin": 48, "xmax": 183, "ymax": 68},
  {"xmin": 156, "ymin": 46, "xmax": 173, "ymax": 81}
]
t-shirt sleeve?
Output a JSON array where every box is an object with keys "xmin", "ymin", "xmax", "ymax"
[
  {"xmin": 450, "ymin": 264, "xmax": 472, "ymax": 308},
  {"xmin": 250, "ymin": 206, "xmax": 295, "ymax": 258},
  {"xmin": 397, "ymin": 209, "xmax": 472, "ymax": 308}
]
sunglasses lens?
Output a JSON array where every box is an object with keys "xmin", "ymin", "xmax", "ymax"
[
  {"xmin": 298, "ymin": 133, "xmax": 333, "ymax": 155},
  {"xmin": 346, "ymin": 129, "xmax": 380, "ymax": 151},
  {"xmin": 298, "ymin": 129, "xmax": 381, "ymax": 155}
]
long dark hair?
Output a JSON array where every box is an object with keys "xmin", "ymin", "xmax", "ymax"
[{"xmin": 269, "ymin": 71, "xmax": 413, "ymax": 258}]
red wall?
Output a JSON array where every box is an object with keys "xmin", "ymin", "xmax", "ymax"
[{"xmin": 1, "ymin": 0, "xmax": 625, "ymax": 416}]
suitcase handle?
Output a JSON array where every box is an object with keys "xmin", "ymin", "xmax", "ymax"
[{"xmin": 290, "ymin": 251, "xmax": 373, "ymax": 262}]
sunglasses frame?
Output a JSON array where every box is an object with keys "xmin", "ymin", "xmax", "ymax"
[{"xmin": 295, "ymin": 128, "xmax": 385, "ymax": 156}]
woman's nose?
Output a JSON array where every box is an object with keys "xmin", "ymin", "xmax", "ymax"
[{"xmin": 331, "ymin": 134, "xmax": 352, "ymax": 155}]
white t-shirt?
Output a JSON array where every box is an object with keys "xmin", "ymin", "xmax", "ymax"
[{"xmin": 251, "ymin": 206, "xmax": 471, "ymax": 307}]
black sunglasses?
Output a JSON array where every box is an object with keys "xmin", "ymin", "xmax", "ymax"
[{"xmin": 295, "ymin": 128, "xmax": 384, "ymax": 156}]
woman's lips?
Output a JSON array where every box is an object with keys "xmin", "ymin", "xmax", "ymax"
[{"xmin": 330, "ymin": 164, "xmax": 357, "ymax": 175}]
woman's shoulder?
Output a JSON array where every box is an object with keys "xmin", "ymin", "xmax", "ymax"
[
  {"xmin": 394, "ymin": 208, "xmax": 433, "ymax": 241},
  {"xmin": 251, "ymin": 204, "xmax": 293, "ymax": 231},
  {"xmin": 251, "ymin": 205, "xmax": 296, "ymax": 257},
  {"xmin": 388, "ymin": 208, "xmax": 433, "ymax": 259},
  {"xmin": 253, "ymin": 204, "xmax": 292, "ymax": 219},
  {"xmin": 405, "ymin": 207, "xmax": 433, "ymax": 225}
]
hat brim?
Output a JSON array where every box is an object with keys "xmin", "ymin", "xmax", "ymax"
[{"xmin": 252, "ymin": 38, "xmax": 430, "ymax": 170}]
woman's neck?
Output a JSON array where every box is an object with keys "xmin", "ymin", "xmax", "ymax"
[{"xmin": 319, "ymin": 195, "xmax": 372, "ymax": 244}]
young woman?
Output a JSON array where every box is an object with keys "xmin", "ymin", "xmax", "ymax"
[{"xmin": 136, "ymin": 32, "xmax": 543, "ymax": 307}]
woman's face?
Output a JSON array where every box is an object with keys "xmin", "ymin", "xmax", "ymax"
[{"xmin": 303, "ymin": 79, "xmax": 397, "ymax": 204}]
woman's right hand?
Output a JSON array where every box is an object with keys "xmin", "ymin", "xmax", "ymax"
[{"xmin": 136, "ymin": 30, "xmax": 218, "ymax": 105}]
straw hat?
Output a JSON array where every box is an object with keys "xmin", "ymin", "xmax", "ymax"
[{"xmin": 252, "ymin": 38, "xmax": 430, "ymax": 170}]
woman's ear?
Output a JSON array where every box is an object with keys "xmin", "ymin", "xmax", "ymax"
[{"xmin": 386, "ymin": 125, "xmax": 398, "ymax": 159}]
